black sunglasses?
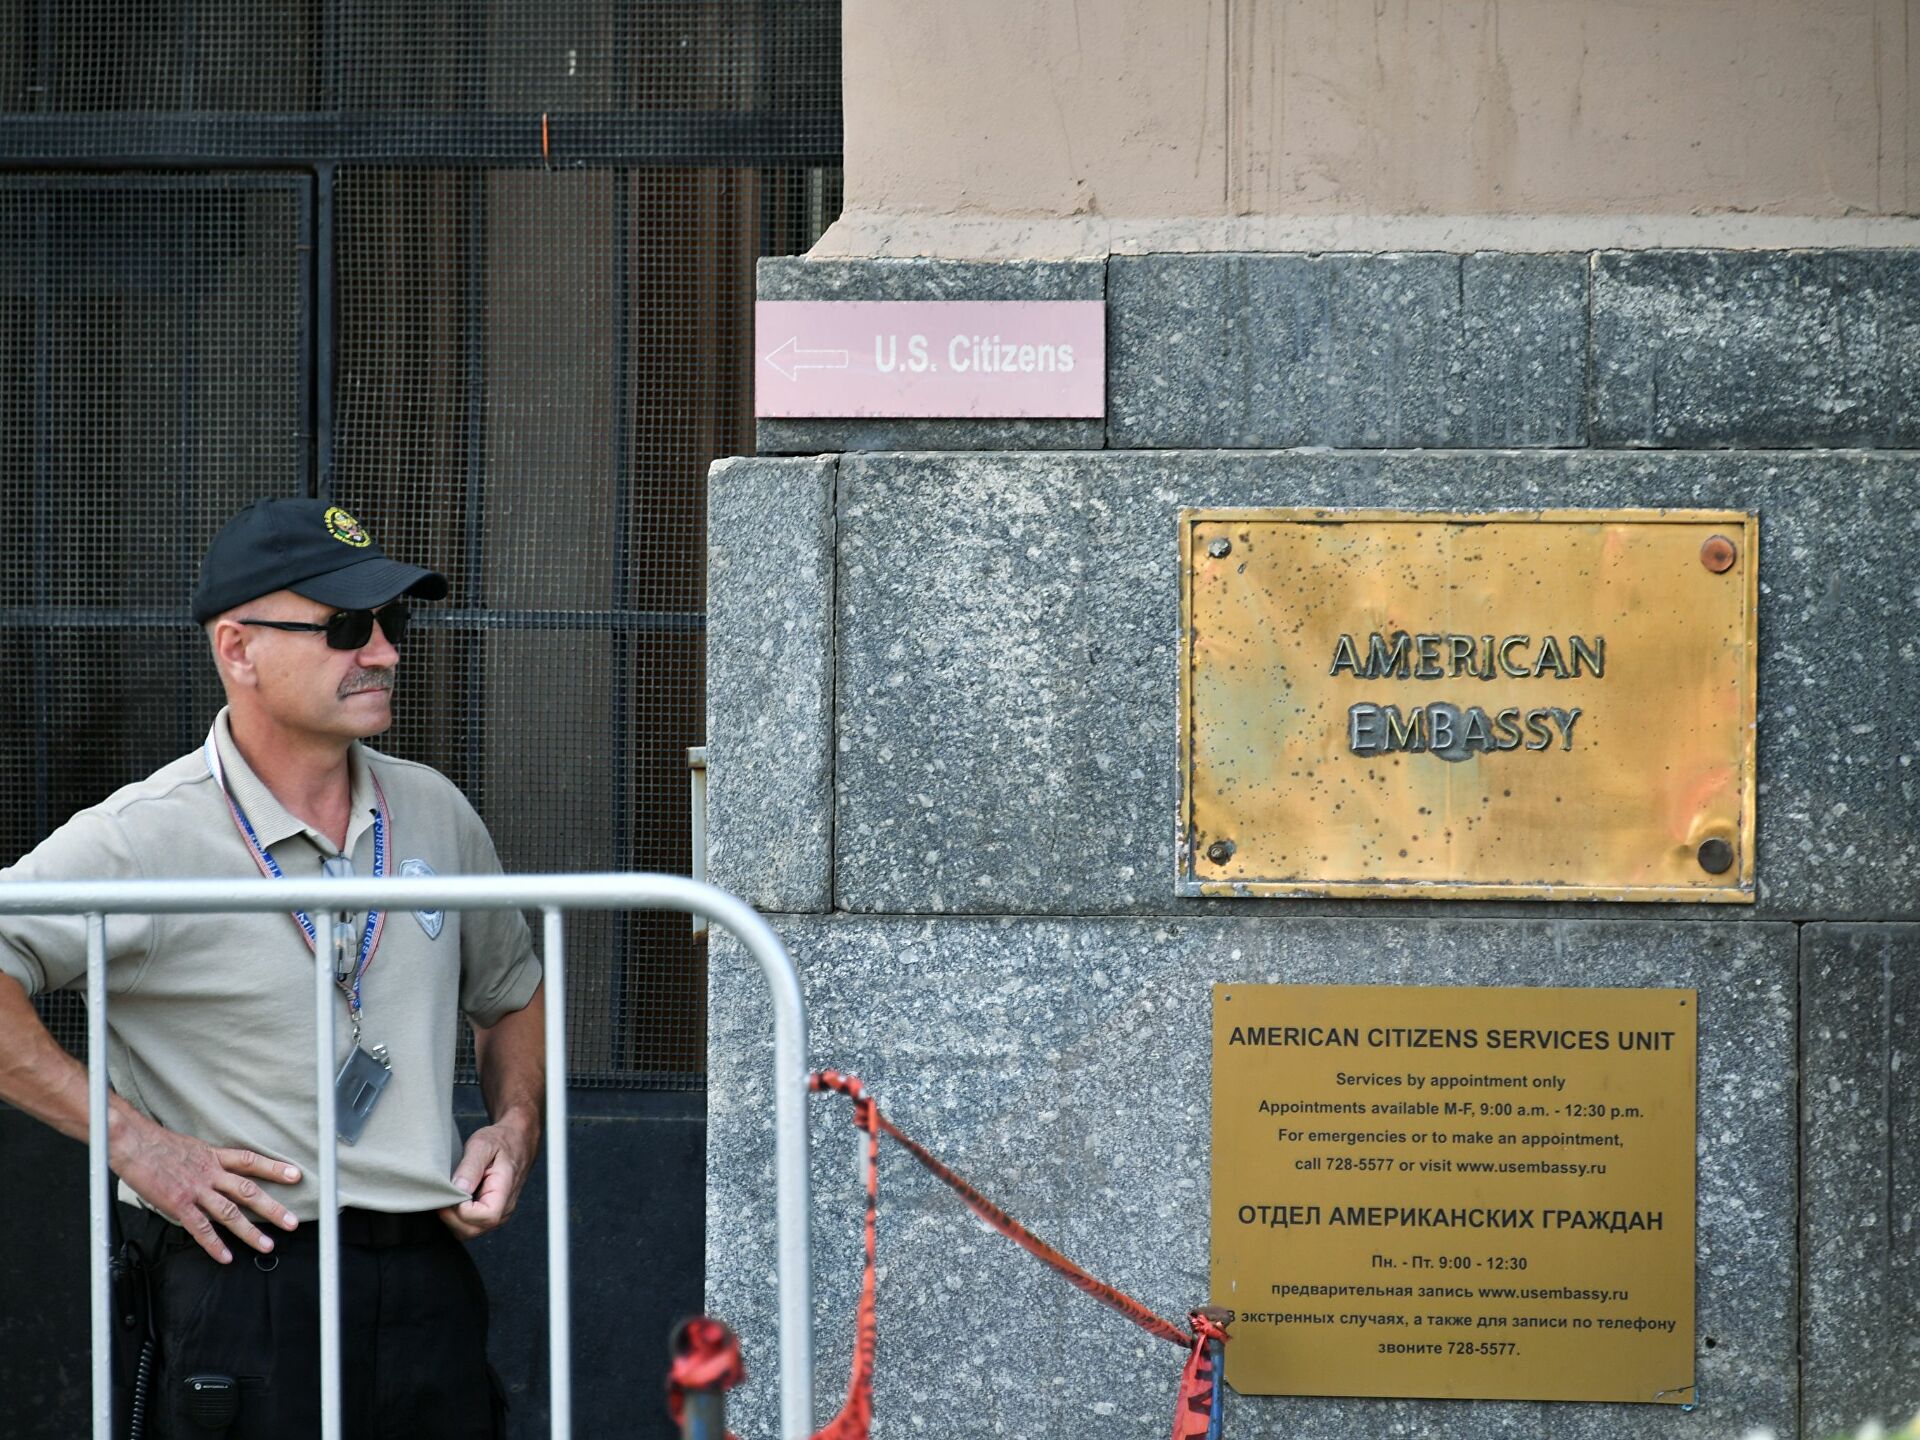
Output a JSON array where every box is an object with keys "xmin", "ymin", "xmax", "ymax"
[{"xmin": 236, "ymin": 603, "xmax": 412, "ymax": 650}]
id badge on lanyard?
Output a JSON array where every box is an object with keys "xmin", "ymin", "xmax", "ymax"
[
  {"xmin": 322, "ymin": 856, "xmax": 393, "ymax": 1145},
  {"xmin": 205, "ymin": 735, "xmax": 394, "ymax": 1144}
]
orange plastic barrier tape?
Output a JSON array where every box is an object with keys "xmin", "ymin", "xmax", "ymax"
[
  {"xmin": 806, "ymin": 1075, "xmax": 880, "ymax": 1440},
  {"xmin": 808, "ymin": 1071, "xmax": 1224, "ymax": 1440},
  {"xmin": 667, "ymin": 1074, "xmax": 1228, "ymax": 1440},
  {"xmin": 1170, "ymin": 1310, "xmax": 1230, "ymax": 1440},
  {"xmin": 812, "ymin": 1070, "xmax": 1195, "ymax": 1348}
]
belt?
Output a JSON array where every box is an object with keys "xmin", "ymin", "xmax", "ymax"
[
  {"xmin": 120, "ymin": 1202, "xmax": 446, "ymax": 1252},
  {"xmin": 337, "ymin": 1207, "xmax": 448, "ymax": 1248}
]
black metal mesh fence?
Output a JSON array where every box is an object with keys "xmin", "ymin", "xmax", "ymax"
[
  {"xmin": 0, "ymin": 1, "xmax": 839, "ymax": 158},
  {"xmin": 2, "ymin": 2, "xmax": 841, "ymax": 1088}
]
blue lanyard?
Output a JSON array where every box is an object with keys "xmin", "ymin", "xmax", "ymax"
[{"xmin": 203, "ymin": 735, "xmax": 389, "ymax": 1015}]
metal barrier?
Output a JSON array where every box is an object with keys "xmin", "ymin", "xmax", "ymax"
[{"xmin": 0, "ymin": 873, "xmax": 815, "ymax": 1440}]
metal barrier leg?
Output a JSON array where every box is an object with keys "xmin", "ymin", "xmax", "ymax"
[
  {"xmin": 316, "ymin": 899, "xmax": 343, "ymax": 1440},
  {"xmin": 87, "ymin": 912, "xmax": 110, "ymax": 1440},
  {"xmin": 1205, "ymin": 1329, "xmax": 1228, "ymax": 1439},
  {"xmin": 544, "ymin": 906, "xmax": 571, "ymax": 1439}
]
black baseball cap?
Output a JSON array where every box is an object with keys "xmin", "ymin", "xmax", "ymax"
[{"xmin": 192, "ymin": 498, "xmax": 449, "ymax": 624}]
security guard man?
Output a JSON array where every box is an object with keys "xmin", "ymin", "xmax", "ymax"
[{"xmin": 0, "ymin": 498, "xmax": 545, "ymax": 1437}]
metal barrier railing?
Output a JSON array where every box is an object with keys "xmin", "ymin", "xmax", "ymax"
[{"xmin": 0, "ymin": 873, "xmax": 816, "ymax": 1440}]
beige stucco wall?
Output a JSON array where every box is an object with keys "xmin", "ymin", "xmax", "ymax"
[{"xmin": 823, "ymin": 0, "xmax": 1920, "ymax": 256}]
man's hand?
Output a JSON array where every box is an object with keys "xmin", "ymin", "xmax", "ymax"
[
  {"xmin": 0, "ymin": 973, "xmax": 298, "ymax": 1265},
  {"xmin": 114, "ymin": 1114, "xmax": 302, "ymax": 1264},
  {"xmin": 440, "ymin": 1115, "xmax": 536, "ymax": 1239},
  {"xmin": 443, "ymin": 980, "xmax": 546, "ymax": 1241}
]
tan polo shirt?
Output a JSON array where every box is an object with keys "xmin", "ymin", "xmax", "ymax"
[{"xmin": 0, "ymin": 708, "xmax": 541, "ymax": 1218}]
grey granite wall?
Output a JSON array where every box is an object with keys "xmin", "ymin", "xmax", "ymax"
[
  {"xmin": 710, "ymin": 917, "xmax": 1795, "ymax": 1440},
  {"xmin": 1801, "ymin": 925, "xmax": 1920, "ymax": 1436},
  {"xmin": 712, "ymin": 251, "xmax": 1920, "ymax": 1438}
]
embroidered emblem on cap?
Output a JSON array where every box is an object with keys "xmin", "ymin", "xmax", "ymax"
[
  {"xmin": 400, "ymin": 857, "xmax": 444, "ymax": 939},
  {"xmin": 324, "ymin": 506, "xmax": 373, "ymax": 548}
]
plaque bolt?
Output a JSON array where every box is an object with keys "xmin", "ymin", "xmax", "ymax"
[
  {"xmin": 1207, "ymin": 537, "xmax": 1232, "ymax": 559},
  {"xmin": 1697, "ymin": 838, "xmax": 1734, "ymax": 875},
  {"xmin": 1206, "ymin": 839, "xmax": 1236, "ymax": 864},
  {"xmin": 1700, "ymin": 535, "xmax": 1737, "ymax": 573}
]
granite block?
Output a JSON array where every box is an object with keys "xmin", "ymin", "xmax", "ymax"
[
  {"xmin": 831, "ymin": 450, "xmax": 1918, "ymax": 919},
  {"xmin": 1592, "ymin": 251, "xmax": 1920, "ymax": 448},
  {"xmin": 757, "ymin": 258, "xmax": 1107, "ymax": 304},
  {"xmin": 1107, "ymin": 253, "xmax": 1587, "ymax": 449},
  {"xmin": 707, "ymin": 915, "xmax": 1796, "ymax": 1439},
  {"xmin": 1801, "ymin": 924, "xmax": 1920, "ymax": 1435},
  {"xmin": 758, "ymin": 416, "xmax": 1104, "ymax": 454},
  {"xmin": 755, "ymin": 258, "xmax": 1107, "ymax": 453},
  {"xmin": 706, "ymin": 455, "xmax": 835, "ymax": 912}
]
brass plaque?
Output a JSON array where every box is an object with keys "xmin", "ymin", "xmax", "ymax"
[
  {"xmin": 1179, "ymin": 509, "xmax": 1758, "ymax": 901},
  {"xmin": 1212, "ymin": 984, "xmax": 1697, "ymax": 1404}
]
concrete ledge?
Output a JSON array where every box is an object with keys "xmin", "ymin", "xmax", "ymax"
[
  {"xmin": 706, "ymin": 455, "xmax": 836, "ymax": 912},
  {"xmin": 810, "ymin": 208, "xmax": 1920, "ymax": 262},
  {"xmin": 708, "ymin": 915, "xmax": 1796, "ymax": 1439},
  {"xmin": 1801, "ymin": 924, "xmax": 1920, "ymax": 1435},
  {"xmin": 1108, "ymin": 253, "xmax": 1587, "ymax": 449},
  {"xmin": 755, "ymin": 257, "xmax": 1106, "ymax": 453}
]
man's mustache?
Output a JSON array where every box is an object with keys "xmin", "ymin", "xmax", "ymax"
[{"xmin": 338, "ymin": 668, "xmax": 395, "ymax": 698}]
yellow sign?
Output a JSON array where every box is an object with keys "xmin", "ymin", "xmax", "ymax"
[
  {"xmin": 1179, "ymin": 509, "xmax": 1758, "ymax": 901},
  {"xmin": 1211, "ymin": 984, "xmax": 1697, "ymax": 1404}
]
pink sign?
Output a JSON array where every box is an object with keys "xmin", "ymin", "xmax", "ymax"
[{"xmin": 754, "ymin": 300, "xmax": 1105, "ymax": 419}]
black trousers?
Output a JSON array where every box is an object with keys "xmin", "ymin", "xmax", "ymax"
[{"xmin": 117, "ymin": 1203, "xmax": 505, "ymax": 1440}]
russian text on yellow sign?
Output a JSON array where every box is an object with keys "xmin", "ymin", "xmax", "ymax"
[
  {"xmin": 1212, "ymin": 983, "xmax": 1697, "ymax": 1404},
  {"xmin": 1179, "ymin": 508, "xmax": 1758, "ymax": 901}
]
